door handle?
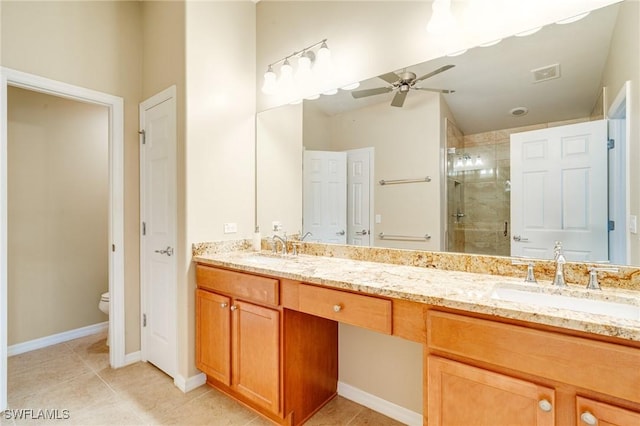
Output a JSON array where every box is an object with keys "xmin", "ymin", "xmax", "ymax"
[
  {"xmin": 336, "ymin": 230, "xmax": 345, "ymax": 236},
  {"xmin": 512, "ymin": 235, "xmax": 529, "ymax": 242},
  {"xmin": 355, "ymin": 230, "xmax": 370, "ymax": 235},
  {"xmin": 154, "ymin": 246, "xmax": 174, "ymax": 256}
]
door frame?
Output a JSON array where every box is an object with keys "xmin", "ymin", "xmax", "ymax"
[
  {"xmin": 139, "ymin": 86, "xmax": 178, "ymax": 377},
  {"xmin": 607, "ymin": 81, "xmax": 631, "ymax": 264},
  {"xmin": 0, "ymin": 67, "xmax": 126, "ymax": 410}
]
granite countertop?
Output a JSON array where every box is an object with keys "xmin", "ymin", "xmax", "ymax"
[{"xmin": 194, "ymin": 250, "xmax": 640, "ymax": 342}]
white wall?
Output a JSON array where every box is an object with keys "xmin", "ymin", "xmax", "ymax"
[
  {"xmin": 185, "ymin": 0, "xmax": 256, "ymax": 377},
  {"xmin": 7, "ymin": 87, "xmax": 109, "ymax": 345},
  {"xmin": 257, "ymin": 103, "xmax": 303, "ymax": 236}
]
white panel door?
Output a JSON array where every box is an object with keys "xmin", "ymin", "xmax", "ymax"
[
  {"xmin": 347, "ymin": 148, "xmax": 373, "ymax": 246},
  {"xmin": 140, "ymin": 87, "xmax": 177, "ymax": 377},
  {"xmin": 510, "ymin": 120, "xmax": 608, "ymax": 261},
  {"xmin": 303, "ymin": 150, "xmax": 347, "ymax": 244}
]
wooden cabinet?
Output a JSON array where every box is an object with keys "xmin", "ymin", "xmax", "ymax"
[
  {"xmin": 195, "ymin": 289, "xmax": 231, "ymax": 385},
  {"xmin": 428, "ymin": 356, "xmax": 555, "ymax": 426},
  {"xmin": 195, "ymin": 289, "xmax": 280, "ymax": 411},
  {"xmin": 576, "ymin": 396, "xmax": 640, "ymax": 426},
  {"xmin": 426, "ymin": 310, "xmax": 640, "ymax": 426},
  {"xmin": 195, "ymin": 265, "xmax": 338, "ymax": 425},
  {"xmin": 232, "ymin": 300, "xmax": 280, "ymax": 413}
]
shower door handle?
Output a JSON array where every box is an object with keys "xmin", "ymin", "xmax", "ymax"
[{"xmin": 512, "ymin": 235, "xmax": 529, "ymax": 242}]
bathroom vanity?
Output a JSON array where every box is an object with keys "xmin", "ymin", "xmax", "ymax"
[{"xmin": 193, "ymin": 248, "xmax": 640, "ymax": 425}]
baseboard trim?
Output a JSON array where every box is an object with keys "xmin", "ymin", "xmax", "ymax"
[
  {"xmin": 337, "ymin": 381, "xmax": 422, "ymax": 426},
  {"xmin": 7, "ymin": 322, "xmax": 108, "ymax": 357},
  {"xmin": 174, "ymin": 372, "xmax": 206, "ymax": 393},
  {"xmin": 123, "ymin": 351, "xmax": 141, "ymax": 366}
]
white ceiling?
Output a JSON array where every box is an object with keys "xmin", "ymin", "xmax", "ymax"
[{"xmin": 311, "ymin": 2, "xmax": 620, "ymax": 135}]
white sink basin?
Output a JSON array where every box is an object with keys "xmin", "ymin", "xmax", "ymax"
[
  {"xmin": 490, "ymin": 286, "xmax": 640, "ymax": 321},
  {"xmin": 243, "ymin": 253, "xmax": 291, "ymax": 265}
]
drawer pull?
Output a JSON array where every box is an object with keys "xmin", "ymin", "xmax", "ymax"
[
  {"xmin": 333, "ymin": 304, "xmax": 342, "ymax": 313},
  {"xmin": 230, "ymin": 305, "xmax": 238, "ymax": 312},
  {"xmin": 538, "ymin": 399, "xmax": 552, "ymax": 412},
  {"xmin": 220, "ymin": 302, "xmax": 228, "ymax": 308},
  {"xmin": 580, "ymin": 411, "xmax": 597, "ymax": 425}
]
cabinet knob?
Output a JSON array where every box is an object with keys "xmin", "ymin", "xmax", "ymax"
[
  {"xmin": 220, "ymin": 302, "xmax": 228, "ymax": 308},
  {"xmin": 580, "ymin": 411, "xmax": 598, "ymax": 425},
  {"xmin": 333, "ymin": 304, "xmax": 342, "ymax": 313},
  {"xmin": 538, "ymin": 399, "xmax": 552, "ymax": 412},
  {"xmin": 230, "ymin": 305, "xmax": 238, "ymax": 311}
]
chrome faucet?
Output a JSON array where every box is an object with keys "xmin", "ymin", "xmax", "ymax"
[
  {"xmin": 587, "ymin": 267, "xmax": 619, "ymax": 290},
  {"xmin": 272, "ymin": 234, "xmax": 288, "ymax": 255},
  {"xmin": 552, "ymin": 241, "xmax": 567, "ymax": 287}
]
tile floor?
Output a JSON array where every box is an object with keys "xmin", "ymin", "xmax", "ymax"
[{"xmin": 4, "ymin": 331, "xmax": 404, "ymax": 425}]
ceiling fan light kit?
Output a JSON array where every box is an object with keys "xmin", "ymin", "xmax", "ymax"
[{"xmin": 261, "ymin": 38, "xmax": 334, "ymax": 100}]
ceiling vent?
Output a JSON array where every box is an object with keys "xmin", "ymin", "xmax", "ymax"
[{"xmin": 531, "ymin": 64, "xmax": 560, "ymax": 83}]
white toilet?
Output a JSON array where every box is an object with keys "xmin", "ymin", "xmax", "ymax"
[{"xmin": 99, "ymin": 292, "xmax": 110, "ymax": 345}]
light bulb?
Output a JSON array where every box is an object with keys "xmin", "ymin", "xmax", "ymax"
[
  {"xmin": 278, "ymin": 59, "xmax": 294, "ymax": 94},
  {"xmin": 341, "ymin": 82, "xmax": 360, "ymax": 91},
  {"xmin": 316, "ymin": 41, "xmax": 331, "ymax": 65},
  {"xmin": 427, "ymin": 0, "xmax": 455, "ymax": 35},
  {"xmin": 261, "ymin": 66, "xmax": 277, "ymax": 95},
  {"xmin": 475, "ymin": 156, "xmax": 483, "ymax": 166}
]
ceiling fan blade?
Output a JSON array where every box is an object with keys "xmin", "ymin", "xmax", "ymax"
[
  {"xmin": 377, "ymin": 72, "xmax": 401, "ymax": 85},
  {"xmin": 390, "ymin": 91, "xmax": 408, "ymax": 107},
  {"xmin": 413, "ymin": 87, "xmax": 456, "ymax": 94},
  {"xmin": 415, "ymin": 64, "xmax": 455, "ymax": 82},
  {"xmin": 351, "ymin": 87, "xmax": 393, "ymax": 99}
]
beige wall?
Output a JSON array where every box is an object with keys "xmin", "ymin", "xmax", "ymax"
[
  {"xmin": 601, "ymin": 0, "xmax": 640, "ymax": 264},
  {"xmin": 329, "ymin": 93, "xmax": 442, "ymax": 252},
  {"xmin": 1, "ymin": 1, "xmax": 143, "ymax": 354},
  {"xmin": 185, "ymin": 0, "xmax": 256, "ymax": 377},
  {"xmin": 257, "ymin": 103, "xmax": 303, "ymax": 235},
  {"xmin": 7, "ymin": 87, "xmax": 109, "ymax": 345}
]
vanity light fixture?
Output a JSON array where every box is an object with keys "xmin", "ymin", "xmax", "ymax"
[
  {"xmin": 516, "ymin": 27, "xmax": 542, "ymax": 37},
  {"xmin": 556, "ymin": 12, "xmax": 590, "ymax": 25},
  {"xmin": 261, "ymin": 38, "xmax": 333, "ymax": 98},
  {"xmin": 427, "ymin": 0, "xmax": 456, "ymax": 35},
  {"xmin": 341, "ymin": 82, "xmax": 360, "ymax": 91}
]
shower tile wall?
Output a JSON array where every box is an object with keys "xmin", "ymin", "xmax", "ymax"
[
  {"xmin": 446, "ymin": 119, "xmax": 465, "ymax": 253},
  {"xmin": 461, "ymin": 131, "xmax": 512, "ymax": 256}
]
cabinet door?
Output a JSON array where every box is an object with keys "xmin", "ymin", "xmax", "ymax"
[
  {"xmin": 195, "ymin": 289, "xmax": 231, "ymax": 385},
  {"xmin": 576, "ymin": 396, "xmax": 640, "ymax": 426},
  {"xmin": 428, "ymin": 357, "xmax": 555, "ymax": 426},
  {"xmin": 232, "ymin": 300, "xmax": 280, "ymax": 414}
]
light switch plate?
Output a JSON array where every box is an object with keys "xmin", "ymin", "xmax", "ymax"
[
  {"xmin": 630, "ymin": 215, "xmax": 637, "ymax": 234},
  {"xmin": 223, "ymin": 222, "xmax": 238, "ymax": 234},
  {"xmin": 375, "ymin": 214, "xmax": 382, "ymax": 224}
]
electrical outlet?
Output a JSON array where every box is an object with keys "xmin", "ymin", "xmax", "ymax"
[
  {"xmin": 223, "ymin": 222, "xmax": 238, "ymax": 234},
  {"xmin": 630, "ymin": 215, "xmax": 637, "ymax": 234},
  {"xmin": 375, "ymin": 214, "xmax": 382, "ymax": 224},
  {"xmin": 272, "ymin": 221, "xmax": 282, "ymax": 232}
]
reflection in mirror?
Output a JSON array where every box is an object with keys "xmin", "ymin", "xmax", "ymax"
[{"xmin": 256, "ymin": 1, "xmax": 639, "ymax": 265}]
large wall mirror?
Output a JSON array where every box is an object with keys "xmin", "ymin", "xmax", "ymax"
[{"xmin": 257, "ymin": 1, "xmax": 639, "ymax": 266}]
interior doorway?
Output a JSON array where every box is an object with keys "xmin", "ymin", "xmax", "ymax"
[{"xmin": 0, "ymin": 68, "xmax": 125, "ymax": 410}]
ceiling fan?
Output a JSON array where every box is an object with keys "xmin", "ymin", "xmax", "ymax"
[{"xmin": 350, "ymin": 64, "xmax": 456, "ymax": 108}]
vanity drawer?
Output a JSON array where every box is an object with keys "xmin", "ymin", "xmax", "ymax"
[
  {"xmin": 297, "ymin": 284, "xmax": 392, "ymax": 334},
  {"xmin": 427, "ymin": 311, "xmax": 640, "ymax": 403},
  {"xmin": 196, "ymin": 264, "xmax": 279, "ymax": 306}
]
